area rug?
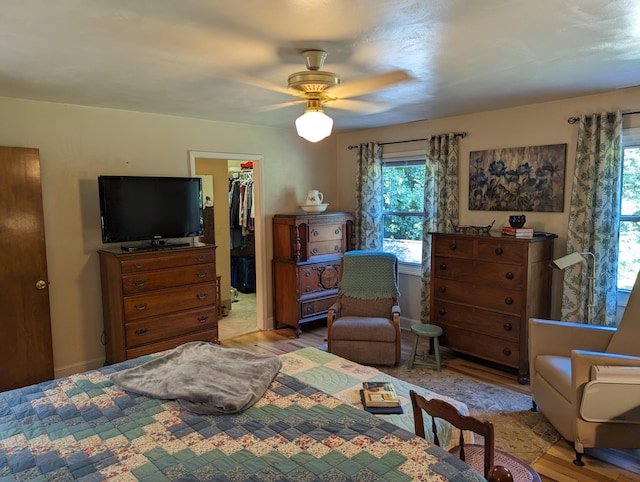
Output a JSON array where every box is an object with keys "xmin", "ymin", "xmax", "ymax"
[{"xmin": 377, "ymin": 357, "xmax": 561, "ymax": 464}]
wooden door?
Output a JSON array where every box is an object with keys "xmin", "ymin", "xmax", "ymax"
[{"xmin": 0, "ymin": 147, "xmax": 54, "ymax": 390}]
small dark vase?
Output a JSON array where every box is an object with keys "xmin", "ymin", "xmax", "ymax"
[{"xmin": 509, "ymin": 214, "xmax": 526, "ymax": 228}]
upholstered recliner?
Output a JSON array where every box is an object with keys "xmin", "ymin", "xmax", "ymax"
[
  {"xmin": 528, "ymin": 270, "xmax": 640, "ymax": 465},
  {"xmin": 327, "ymin": 251, "xmax": 401, "ymax": 366}
]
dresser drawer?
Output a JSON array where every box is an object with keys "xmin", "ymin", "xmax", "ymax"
[
  {"xmin": 124, "ymin": 282, "xmax": 216, "ymax": 321},
  {"xmin": 433, "ymin": 278, "xmax": 521, "ymax": 315},
  {"xmin": 300, "ymin": 296, "xmax": 337, "ymax": 318},
  {"xmin": 122, "ymin": 264, "xmax": 216, "ymax": 294},
  {"xmin": 125, "ymin": 328, "xmax": 219, "ymax": 359},
  {"xmin": 433, "ymin": 257, "xmax": 523, "ymax": 288},
  {"xmin": 299, "ymin": 263, "xmax": 340, "ymax": 295},
  {"xmin": 432, "ymin": 235, "xmax": 475, "ymax": 258},
  {"xmin": 125, "ymin": 307, "xmax": 217, "ymax": 348},
  {"xmin": 441, "ymin": 326, "xmax": 520, "ymax": 369},
  {"xmin": 308, "ymin": 240, "xmax": 343, "ymax": 257},
  {"xmin": 120, "ymin": 249, "xmax": 215, "ymax": 274},
  {"xmin": 477, "ymin": 239, "xmax": 525, "ymax": 264},
  {"xmin": 432, "ymin": 301, "xmax": 520, "ymax": 342},
  {"xmin": 309, "ymin": 223, "xmax": 344, "ymax": 242}
]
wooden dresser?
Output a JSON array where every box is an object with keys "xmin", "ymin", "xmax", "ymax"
[
  {"xmin": 429, "ymin": 232, "xmax": 555, "ymax": 383},
  {"xmin": 99, "ymin": 244, "xmax": 218, "ymax": 364},
  {"xmin": 273, "ymin": 212, "xmax": 355, "ymax": 336}
]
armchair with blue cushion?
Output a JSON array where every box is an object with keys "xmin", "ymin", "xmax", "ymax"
[
  {"xmin": 327, "ymin": 251, "xmax": 401, "ymax": 366},
  {"xmin": 528, "ymin": 270, "xmax": 640, "ymax": 466}
]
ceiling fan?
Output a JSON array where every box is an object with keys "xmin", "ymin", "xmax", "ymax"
[{"xmin": 256, "ymin": 49, "xmax": 412, "ymax": 142}]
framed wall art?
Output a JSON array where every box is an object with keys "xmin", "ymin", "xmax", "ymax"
[{"xmin": 468, "ymin": 143, "xmax": 566, "ymax": 212}]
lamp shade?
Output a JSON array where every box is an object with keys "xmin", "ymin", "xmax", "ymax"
[
  {"xmin": 551, "ymin": 252, "xmax": 587, "ymax": 270},
  {"xmin": 295, "ymin": 108, "xmax": 333, "ymax": 143}
]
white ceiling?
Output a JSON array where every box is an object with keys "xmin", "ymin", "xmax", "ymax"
[{"xmin": 2, "ymin": 0, "xmax": 639, "ymax": 133}]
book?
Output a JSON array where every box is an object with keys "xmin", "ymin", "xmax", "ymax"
[
  {"xmin": 361, "ymin": 381, "xmax": 400, "ymax": 408},
  {"xmin": 501, "ymin": 226, "xmax": 534, "ymax": 237},
  {"xmin": 359, "ymin": 390, "xmax": 404, "ymax": 414}
]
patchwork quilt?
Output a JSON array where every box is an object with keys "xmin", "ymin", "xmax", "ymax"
[
  {"xmin": 280, "ymin": 347, "xmax": 471, "ymax": 448},
  {"xmin": 0, "ymin": 349, "xmax": 484, "ymax": 481}
]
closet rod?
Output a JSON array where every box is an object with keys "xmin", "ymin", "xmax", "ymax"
[
  {"xmin": 347, "ymin": 132, "xmax": 467, "ymax": 150},
  {"xmin": 567, "ymin": 110, "xmax": 640, "ymax": 124}
]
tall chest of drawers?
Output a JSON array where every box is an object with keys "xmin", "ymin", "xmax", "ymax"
[
  {"xmin": 429, "ymin": 232, "xmax": 555, "ymax": 383},
  {"xmin": 99, "ymin": 244, "xmax": 218, "ymax": 364},
  {"xmin": 273, "ymin": 212, "xmax": 355, "ymax": 336}
]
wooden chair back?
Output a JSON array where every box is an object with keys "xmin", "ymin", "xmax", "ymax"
[{"xmin": 410, "ymin": 389, "xmax": 495, "ymax": 477}]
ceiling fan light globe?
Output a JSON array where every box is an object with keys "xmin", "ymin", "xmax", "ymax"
[{"xmin": 295, "ymin": 110, "xmax": 333, "ymax": 142}]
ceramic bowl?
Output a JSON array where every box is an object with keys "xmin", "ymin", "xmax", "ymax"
[{"xmin": 300, "ymin": 203, "xmax": 329, "ymax": 213}]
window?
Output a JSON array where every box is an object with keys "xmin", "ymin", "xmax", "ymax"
[
  {"xmin": 382, "ymin": 155, "xmax": 425, "ymax": 265},
  {"xmin": 618, "ymin": 131, "xmax": 640, "ymax": 291}
]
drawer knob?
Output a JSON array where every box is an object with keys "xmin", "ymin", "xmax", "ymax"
[
  {"xmin": 439, "ymin": 263, "xmax": 447, "ymax": 271},
  {"xmin": 305, "ymin": 270, "xmax": 311, "ymax": 277},
  {"xmin": 438, "ymin": 308, "xmax": 446, "ymax": 316},
  {"xmin": 312, "ymin": 230, "xmax": 319, "ymax": 237},
  {"xmin": 503, "ymin": 348, "xmax": 512, "ymax": 357},
  {"xmin": 312, "ymin": 247, "xmax": 319, "ymax": 254},
  {"xmin": 335, "ymin": 228, "xmax": 340, "ymax": 235},
  {"xmin": 495, "ymin": 247, "xmax": 503, "ymax": 255},
  {"xmin": 504, "ymin": 297, "xmax": 514, "ymax": 305},
  {"xmin": 134, "ymin": 263, "xmax": 144, "ymax": 269},
  {"xmin": 197, "ymin": 292, "xmax": 208, "ymax": 300},
  {"xmin": 196, "ymin": 256, "xmax": 205, "ymax": 261},
  {"xmin": 196, "ymin": 271, "xmax": 206, "ymax": 278},
  {"xmin": 198, "ymin": 316, "xmax": 208, "ymax": 323},
  {"xmin": 134, "ymin": 303, "xmax": 148, "ymax": 311},
  {"xmin": 135, "ymin": 328, "xmax": 148, "ymax": 336},
  {"xmin": 449, "ymin": 242, "xmax": 457, "ymax": 251},
  {"xmin": 505, "ymin": 272, "xmax": 514, "ymax": 280},
  {"xmin": 306, "ymin": 306, "xmax": 313, "ymax": 313},
  {"xmin": 334, "ymin": 245, "xmax": 340, "ymax": 251},
  {"xmin": 439, "ymin": 286, "xmax": 446, "ymax": 293},
  {"xmin": 133, "ymin": 280, "xmax": 145, "ymax": 287},
  {"xmin": 503, "ymin": 323, "xmax": 513, "ymax": 331},
  {"xmin": 305, "ymin": 287, "xmax": 311, "ymax": 292}
]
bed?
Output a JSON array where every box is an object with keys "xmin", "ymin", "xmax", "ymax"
[{"xmin": 0, "ymin": 346, "xmax": 485, "ymax": 481}]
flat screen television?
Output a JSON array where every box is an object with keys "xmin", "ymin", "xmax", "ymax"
[{"xmin": 98, "ymin": 175, "xmax": 203, "ymax": 247}]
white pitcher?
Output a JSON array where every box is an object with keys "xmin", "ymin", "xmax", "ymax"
[{"xmin": 306, "ymin": 190, "xmax": 324, "ymax": 205}]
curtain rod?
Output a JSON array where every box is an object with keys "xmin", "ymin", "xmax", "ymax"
[
  {"xmin": 567, "ymin": 110, "xmax": 640, "ymax": 124},
  {"xmin": 346, "ymin": 131, "xmax": 467, "ymax": 150}
]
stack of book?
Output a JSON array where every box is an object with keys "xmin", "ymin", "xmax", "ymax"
[
  {"xmin": 359, "ymin": 381, "xmax": 403, "ymax": 414},
  {"xmin": 501, "ymin": 226, "xmax": 534, "ymax": 238}
]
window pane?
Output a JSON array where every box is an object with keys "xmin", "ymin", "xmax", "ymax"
[
  {"xmin": 383, "ymin": 164, "xmax": 425, "ymax": 212},
  {"xmin": 618, "ymin": 220, "xmax": 640, "ymax": 291},
  {"xmin": 621, "ymin": 147, "xmax": 640, "ymax": 216},
  {"xmin": 383, "ymin": 214, "xmax": 423, "ymax": 264}
]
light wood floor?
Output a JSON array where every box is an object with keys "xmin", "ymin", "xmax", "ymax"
[{"xmin": 222, "ymin": 323, "xmax": 640, "ymax": 482}]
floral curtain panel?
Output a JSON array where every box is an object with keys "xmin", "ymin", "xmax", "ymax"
[
  {"xmin": 563, "ymin": 111, "xmax": 622, "ymax": 326},
  {"xmin": 420, "ymin": 134, "xmax": 461, "ymax": 322},
  {"xmin": 354, "ymin": 142, "xmax": 383, "ymax": 250}
]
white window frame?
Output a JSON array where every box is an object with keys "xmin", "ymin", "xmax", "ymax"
[
  {"xmin": 617, "ymin": 127, "xmax": 640, "ymax": 312},
  {"xmin": 382, "ymin": 150, "xmax": 426, "ymax": 276}
]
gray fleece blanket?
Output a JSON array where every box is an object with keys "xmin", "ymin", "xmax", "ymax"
[{"xmin": 110, "ymin": 342, "xmax": 282, "ymax": 415}]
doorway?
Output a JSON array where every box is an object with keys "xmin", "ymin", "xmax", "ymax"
[{"xmin": 189, "ymin": 151, "xmax": 265, "ymax": 340}]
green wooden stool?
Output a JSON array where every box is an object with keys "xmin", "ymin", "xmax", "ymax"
[{"xmin": 408, "ymin": 323, "xmax": 443, "ymax": 370}]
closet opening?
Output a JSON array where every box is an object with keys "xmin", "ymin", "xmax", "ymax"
[{"xmin": 189, "ymin": 151, "xmax": 265, "ymax": 341}]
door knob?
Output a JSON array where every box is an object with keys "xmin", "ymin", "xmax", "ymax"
[{"xmin": 35, "ymin": 280, "xmax": 48, "ymax": 290}]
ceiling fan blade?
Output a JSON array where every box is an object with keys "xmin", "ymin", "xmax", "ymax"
[
  {"xmin": 218, "ymin": 69, "xmax": 294, "ymax": 96},
  {"xmin": 255, "ymin": 99, "xmax": 306, "ymax": 112},
  {"xmin": 325, "ymin": 98, "xmax": 392, "ymax": 114},
  {"xmin": 327, "ymin": 70, "xmax": 411, "ymax": 99}
]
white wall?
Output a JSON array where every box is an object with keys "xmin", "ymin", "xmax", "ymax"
[
  {"xmin": 0, "ymin": 96, "xmax": 337, "ymax": 376},
  {"xmin": 335, "ymin": 87, "xmax": 640, "ymax": 323}
]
